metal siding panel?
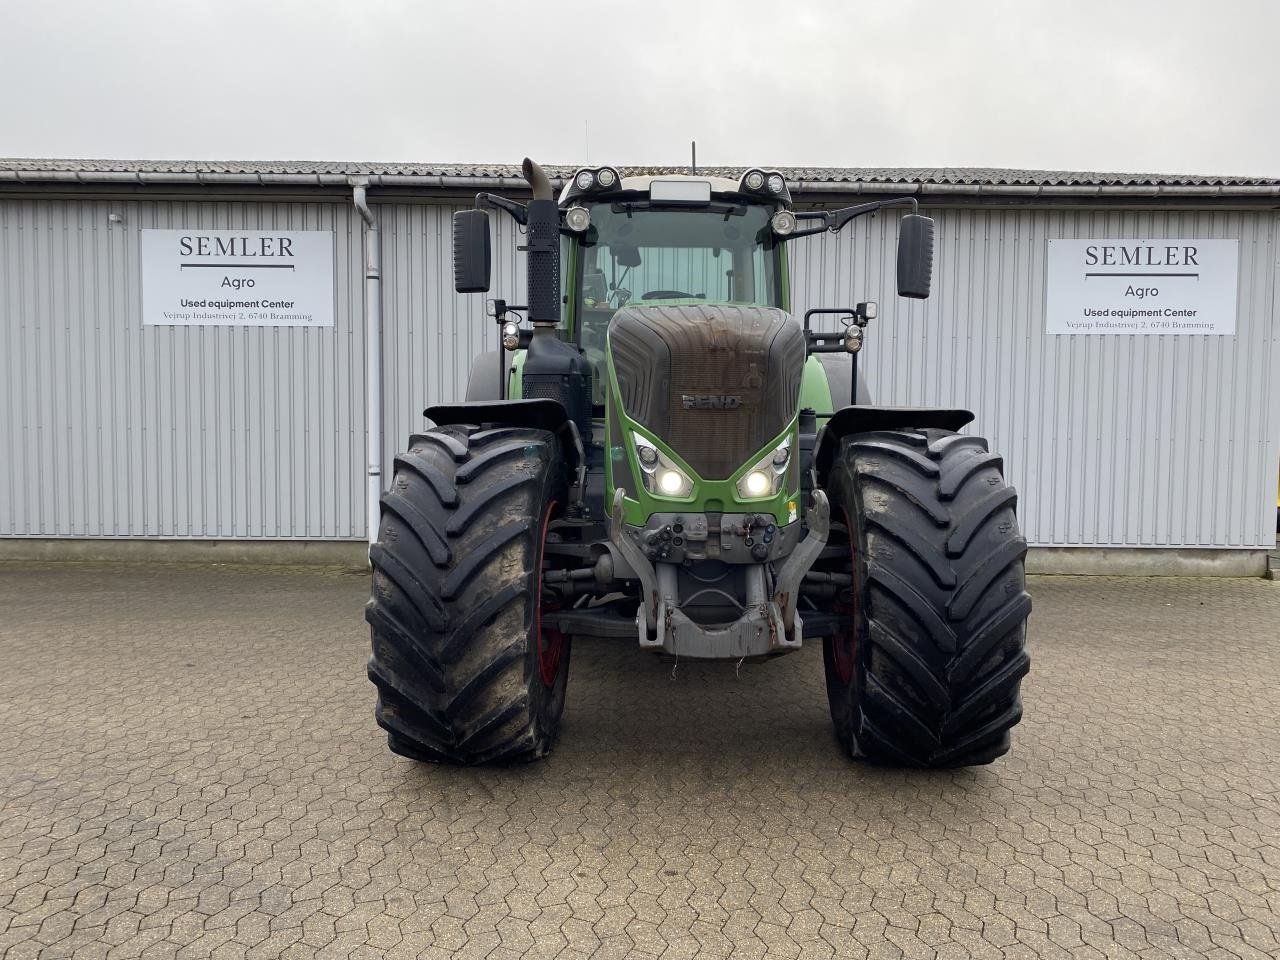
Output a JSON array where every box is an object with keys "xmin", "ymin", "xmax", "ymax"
[
  {"xmin": 377, "ymin": 201, "xmax": 528, "ymax": 509},
  {"xmin": 35, "ymin": 202, "xmax": 55, "ymax": 534},
  {"xmin": 0, "ymin": 201, "xmax": 19, "ymax": 533},
  {"xmin": 1269, "ymin": 224, "xmax": 1280, "ymax": 544},
  {"xmin": 790, "ymin": 204, "xmax": 1280, "ymax": 549},
  {"xmin": 3, "ymin": 195, "xmax": 1278, "ymax": 549},
  {"xmin": 0, "ymin": 196, "xmax": 363, "ymax": 539}
]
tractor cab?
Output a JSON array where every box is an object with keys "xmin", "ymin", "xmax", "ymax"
[{"xmin": 557, "ymin": 171, "xmax": 793, "ymax": 364}]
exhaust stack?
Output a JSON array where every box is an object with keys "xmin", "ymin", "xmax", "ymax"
[
  {"xmin": 522, "ymin": 158, "xmax": 560, "ymax": 325},
  {"xmin": 522, "ymin": 157, "xmax": 553, "ymax": 200}
]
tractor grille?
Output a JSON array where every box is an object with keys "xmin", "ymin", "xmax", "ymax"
[
  {"xmin": 609, "ymin": 305, "xmax": 805, "ymax": 479},
  {"xmin": 522, "ymin": 380, "xmax": 564, "ymax": 402}
]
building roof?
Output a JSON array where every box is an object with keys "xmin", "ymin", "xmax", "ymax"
[{"xmin": 2, "ymin": 158, "xmax": 1279, "ymax": 197}]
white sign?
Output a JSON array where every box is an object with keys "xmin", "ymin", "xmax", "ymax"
[
  {"xmin": 142, "ymin": 229, "xmax": 335, "ymax": 327},
  {"xmin": 1046, "ymin": 238, "xmax": 1238, "ymax": 335}
]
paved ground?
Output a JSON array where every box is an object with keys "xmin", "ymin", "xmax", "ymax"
[{"xmin": 0, "ymin": 565, "xmax": 1277, "ymax": 960}]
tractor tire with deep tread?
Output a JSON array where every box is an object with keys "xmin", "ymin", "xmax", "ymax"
[
  {"xmin": 819, "ymin": 428, "xmax": 1032, "ymax": 767},
  {"xmin": 365, "ymin": 425, "xmax": 571, "ymax": 765}
]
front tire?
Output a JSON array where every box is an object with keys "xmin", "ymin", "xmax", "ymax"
[
  {"xmin": 819, "ymin": 428, "xmax": 1032, "ymax": 767},
  {"xmin": 366, "ymin": 425, "xmax": 571, "ymax": 764}
]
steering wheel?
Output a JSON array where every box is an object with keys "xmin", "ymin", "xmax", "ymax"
[{"xmin": 641, "ymin": 290, "xmax": 700, "ymax": 300}]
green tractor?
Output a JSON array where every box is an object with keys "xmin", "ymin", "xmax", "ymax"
[{"xmin": 366, "ymin": 159, "xmax": 1031, "ymax": 767}]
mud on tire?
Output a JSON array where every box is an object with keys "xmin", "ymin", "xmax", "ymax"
[
  {"xmin": 820, "ymin": 428, "xmax": 1032, "ymax": 767},
  {"xmin": 366, "ymin": 425, "xmax": 570, "ymax": 764}
]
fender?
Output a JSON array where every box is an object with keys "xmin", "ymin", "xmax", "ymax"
[
  {"xmin": 425, "ymin": 398, "xmax": 567, "ymax": 433},
  {"xmin": 811, "ymin": 405, "xmax": 975, "ymax": 483},
  {"xmin": 463, "ymin": 350, "xmax": 507, "ymax": 401},
  {"xmin": 424, "ymin": 398, "xmax": 584, "ymax": 476}
]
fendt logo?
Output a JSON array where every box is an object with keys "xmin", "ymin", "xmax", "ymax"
[{"xmin": 681, "ymin": 394, "xmax": 742, "ymax": 410}]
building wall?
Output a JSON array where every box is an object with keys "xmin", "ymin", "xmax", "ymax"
[
  {"xmin": 1, "ymin": 197, "xmax": 365, "ymax": 538},
  {"xmin": 3, "ymin": 193, "xmax": 1277, "ymax": 548},
  {"xmin": 790, "ymin": 206, "xmax": 1280, "ymax": 548}
]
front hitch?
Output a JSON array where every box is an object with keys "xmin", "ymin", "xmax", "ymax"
[
  {"xmin": 772, "ymin": 489, "xmax": 830, "ymax": 635},
  {"xmin": 609, "ymin": 487, "xmax": 659, "ymax": 640},
  {"xmin": 610, "ymin": 487, "xmax": 831, "ymax": 657}
]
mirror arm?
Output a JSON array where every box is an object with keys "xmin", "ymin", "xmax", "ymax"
[
  {"xmin": 476, "ymin": 192, "xmax": 529, "ymax": 226},
  {"xmin": 792, "ymin": 195, "xmax": 920, "ymax": 235},
  {"xmin": 784, "ymin": 224, "xmax": 832, "ymax": 240}
]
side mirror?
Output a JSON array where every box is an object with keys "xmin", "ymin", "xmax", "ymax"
[
  {"xmin": 896, "ymin": 214, "xmax": 935, "ymax": 299},
  {"xmin": 453, "ymin": 209, "xmax": 491, "ymax": 293}
]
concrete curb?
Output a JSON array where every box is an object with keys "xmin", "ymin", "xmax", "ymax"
[
  {"xmin": 1026, "ymin": 546, "xmax": 1269, "ymax": 578},
  {"xmin": 0, "ymin": 538, "xmax": 369, "ymax": 570}
]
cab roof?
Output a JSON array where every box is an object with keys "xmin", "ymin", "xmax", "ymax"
[{"xmin": 558, "ymin": 172, "xmax": 788, "ymax": 207}]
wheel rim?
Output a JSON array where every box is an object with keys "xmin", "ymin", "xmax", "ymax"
[
  {"xmin": 534, "ymin": 500, "xmax": 564, "ymax": 688},
  {"xmin": 830, "ymin": 507, "xmax": 859, "ymax": 685}
]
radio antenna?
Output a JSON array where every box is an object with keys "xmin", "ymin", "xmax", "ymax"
[{"xmin": 691, "ymin": 140, "xmax": 697, "ymax": 174}]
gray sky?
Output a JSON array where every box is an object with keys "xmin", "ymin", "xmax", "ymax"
[{"xmin": 4, "ymin": 0, "xmax": 1277, "ymax": 176}]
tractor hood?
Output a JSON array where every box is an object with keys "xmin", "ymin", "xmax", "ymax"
[{"xmin": 607, "ymin": 304, "xmax": 806, "ymax": 480}]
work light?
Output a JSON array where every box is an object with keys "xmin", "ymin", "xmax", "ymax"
[
  {"xmin": 744, "ymin": 170, "xmax": 765, "ymax": 191},
  {"xmin": 770, "ymin": 211, "xmax": 797, "ymax": 236},
  {"xmin": 565, "ymin": 206, "xmax": 591, "ymax": 232},
  {"xmin": 596, "ymin": 167, "xmax": 618, "ymax": 188},
  {"xmin": 574, "ymin": 170, "xmax": 595, "ymax": 191},
  {"xmin": 767, "ymin": 173, "xmax": 786, "ymax": 194}
]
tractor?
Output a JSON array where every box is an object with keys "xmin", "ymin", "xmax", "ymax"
[{"xmin": 365, "ymin": 159, "xmax": 1032, "ymax": 767}]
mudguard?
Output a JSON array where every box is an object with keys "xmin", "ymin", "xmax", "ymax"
[
  {"xmin": 811, "ymin": 405, "xmax": 975, "ymax": 483},
  {"xmin": 425, "ymin": 397, "xmax": 568, "ymax": 432},
  {"xmin": 464, "ymin": 350, "xmax": 507, "ymax": 401},
  {"xmin": 423, "ymin": 399, "xmax": 583, "ymax": 475}
]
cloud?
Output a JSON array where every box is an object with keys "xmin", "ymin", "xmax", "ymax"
[{"xmin": 2, "ymin": 0, "xmax": 1276, "ymax": 175}]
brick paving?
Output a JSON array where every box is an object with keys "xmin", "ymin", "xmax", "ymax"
[{"xmin": 0, "ymin": 563, "xmax": 1277, "ymax": 959}]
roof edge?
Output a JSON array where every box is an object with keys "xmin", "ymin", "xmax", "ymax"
[{"xmin": 1, "ymin": 163, "xmax": 1279, "ymax": 198}]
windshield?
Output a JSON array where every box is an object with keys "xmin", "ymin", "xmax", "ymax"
[{"xmin": 575, "ymin": 202, "xmax": 783, "ymax": 354}]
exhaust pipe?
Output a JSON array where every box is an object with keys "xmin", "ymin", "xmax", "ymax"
[
  {"xmin": 522, "ymin": 157, "xmax": 553, "ymax": 200},
  {"xmin": 522, "ymin": 158, "xmax": 560, "ymax": 324}
]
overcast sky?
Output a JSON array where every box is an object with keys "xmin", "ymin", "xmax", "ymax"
[{"xmin": 3, "ymin": 0, "xmax": 1277, "ymax": 176}]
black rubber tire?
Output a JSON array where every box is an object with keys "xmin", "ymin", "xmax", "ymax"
[
  {"xmin": 820, "ymin": 428, "xmax": 1032, "ymax": 767},
  {"xmin": 366, "ymin": 424, "xmax": 571, "ymax": 764}
]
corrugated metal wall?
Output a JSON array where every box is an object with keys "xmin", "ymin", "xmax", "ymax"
[
  {"xmin": 3, "ymin": 194, "xmax": 1278, "ymax": 548},
  {"xmin": 0, "ymin": 197, "xmax": 366, "ymax": 538},
  {"xmin": 0, "ymin": 196, "xmax": 523, "ymax": 541},
  {"xmin": 378, "ymin": 203, "xmax": 527, "ymax": 471},
  {"xmin": 789, "ymin": 207, "xmax": 1280, "ymax": 548}
]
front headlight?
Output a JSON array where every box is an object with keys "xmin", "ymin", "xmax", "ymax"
[
  {"xmin": 735, "ymin": 437, "xmax": 792, "ymax": 499},
  {"xmin": 633, "ymin": 434, "xmax": 693, "ymax": 498}
]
